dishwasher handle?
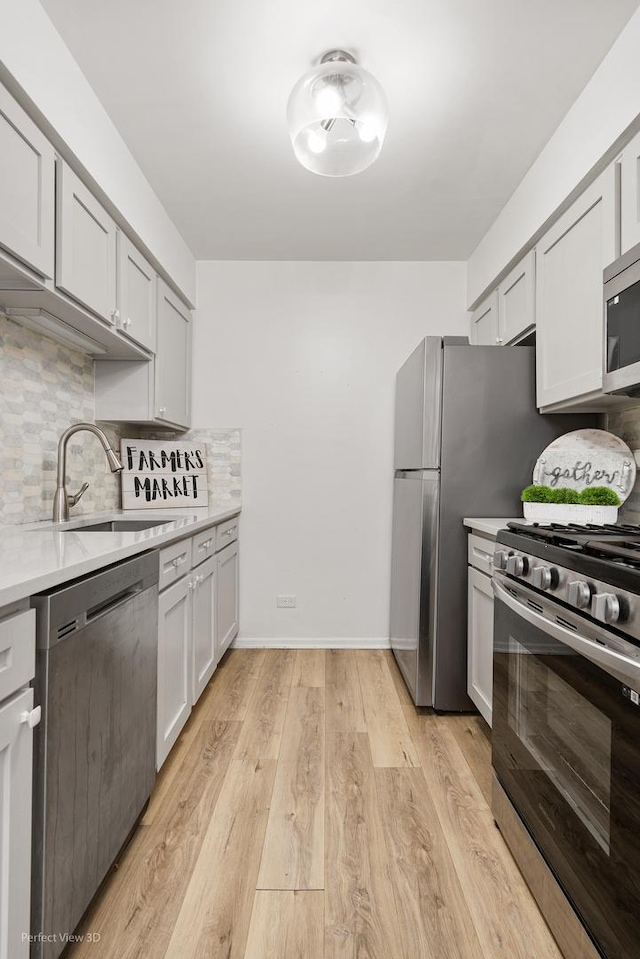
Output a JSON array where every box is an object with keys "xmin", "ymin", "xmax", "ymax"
[{"xmin": 86, "ymin": 583, "xmax": 144, "ymax": 624}]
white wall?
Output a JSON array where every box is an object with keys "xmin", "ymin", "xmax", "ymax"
[
  {"xmin": 193, "ymin": 261, "xmax": 467, "ymax": 644},
  {"xmin": 467, "ymin": 6, "xmax": 640, "ymax": 307},
  {"xmin": 0, "ymin": 0, "xmax": 196, "ymax": 304}
]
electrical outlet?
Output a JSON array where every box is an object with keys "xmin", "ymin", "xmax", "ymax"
[{"xmin": 277, "ymin": 595, "xmax": 296, "ymax": 608}]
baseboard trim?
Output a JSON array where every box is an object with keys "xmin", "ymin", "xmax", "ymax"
[{"xmin": 231, "ymin": 637, "xmax": 391, "ymax": 649}]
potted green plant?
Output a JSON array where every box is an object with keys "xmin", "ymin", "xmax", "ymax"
[{"xmin": 521, "ymin": 485, "xmax": 620, "ymax": 524}]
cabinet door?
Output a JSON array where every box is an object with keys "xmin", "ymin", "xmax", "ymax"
[
  {"xmin": 0, "ymin": 688, "xmax": 35, "ymax": 959},
  {"xmin": 469, "ymin": 291, "xmax": 499, "ymax": 345},
  {"xmin": 621, "ymin": 129, "xmax": 640, "ymax": 253},
  {"xmin": 467, "ymin": 568, "xmax": 494, "ymax": 726},
  {"xmin": 191, "ymin": 555, "xmax": 217, "ymax": 704},
  {"xmin": 157, "ymin": 577, "xmax": 191, "ymax": 769},
  {"xmin": 498, "ymin": 250, "xmax": 535, "ymax": 345},
  {"xmin": 56, "ymin": 160, "xmax": 117, "ymax": 323},
  {"xmin": 536, "ymin": 165, "xmax": 618, "ymax": 410},
  {"xmin": 216, "ymin": 542, "xmax": 239, "ymax": 663},
  {"xmin": 117, "ymin": 232, "xmax": 156, "ymax": 352},
  {"xmin": 0, "ymin": 84, "xmax": 55, "ymax": 278},
  {"xmin": 156, "ymin": 279, "xmax": 191, "ymax": 427}
]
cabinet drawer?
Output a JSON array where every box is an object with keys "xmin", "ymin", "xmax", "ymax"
[
  {"xmin": 192, "ymin": 527, "xmax": 216, "ymax": 567},
  {"xmin": 468, "ymin": 533, "xmax": 496, "ymax": 576},
  {"xmin": 159, "ymin": 538, "xmax": 193, "ymax": 591},
  {"xmin": 215, "ymin": 517, "xmax": 239, "ymax": 553},
  {"xmin": 0, "ymin": 609, "xmax": 36, "ymax": 702}
]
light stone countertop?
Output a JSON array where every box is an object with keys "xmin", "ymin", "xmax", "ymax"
[
  {"xmin": 0, "ymin": 505, "xmax": 241, "ymax": 608},
  {"xmin": 463, "ymin": 517, "xmax": 522, "ymax": 538}
]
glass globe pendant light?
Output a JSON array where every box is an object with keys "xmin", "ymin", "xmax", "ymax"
[{"xmin": 287, "ymin": 51, "xmax": 388, "ymax": 177}]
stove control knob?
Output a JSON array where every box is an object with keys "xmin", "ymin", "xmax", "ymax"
[
  {"xmin": 568, "ymin": 580, "xmax": 592, "ymax": 609},
  {"xmin": 592, "ymin": 592, "xmax": 621, "ymax": 624},
  {"xmin": 493, "ymin": 550, "xmax": 509, "ymax": 571},
  {"xmin": 532, "ymin": 565, "xmax": 555, "ymax": 591},
  {"xmin": 506, "ymin": 554, "xmax": 529, "ymax": 577}
]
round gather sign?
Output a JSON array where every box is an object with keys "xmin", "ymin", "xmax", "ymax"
[{"xmin": 532, "ymin": 428, "xmax": 636, "ymax": 503}]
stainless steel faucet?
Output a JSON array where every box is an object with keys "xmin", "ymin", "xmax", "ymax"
[{"xmin": 53, "ymin": 423, "xmax": 124, "ymax": 523}]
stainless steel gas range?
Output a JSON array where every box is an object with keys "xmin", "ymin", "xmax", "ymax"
[{"xmin": 491, "ymin": 522, "xmax": 640, "ymax": 959}]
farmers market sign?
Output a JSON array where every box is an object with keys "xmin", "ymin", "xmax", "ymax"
[{"xmin": 120, "ymin": 440, "xmax": 208, "ymax": 508}]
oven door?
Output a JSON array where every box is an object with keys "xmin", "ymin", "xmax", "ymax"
[{"xmin": 492, "ymin": 576, "xmax": 640, "ymax": 959}]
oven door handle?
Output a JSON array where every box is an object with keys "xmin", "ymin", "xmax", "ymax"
[{"xmin": 492, "ymin": 578, "xmax": 640, "ymax": 688}]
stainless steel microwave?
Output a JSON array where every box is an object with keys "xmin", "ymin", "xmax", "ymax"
[{"xmin": 603, "ymin": 239, "xmax": 640, "ymax": 395}]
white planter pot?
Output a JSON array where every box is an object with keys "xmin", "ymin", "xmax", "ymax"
[{"xmin": 523, "ymin": 502, "xmax": 619, "ymax": 525}]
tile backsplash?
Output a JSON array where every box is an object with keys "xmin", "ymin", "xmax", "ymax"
[
  {"xmin": 606, "ymin": 405, "xmax": 640, "ymax": 521},
  {"xmin": 0, "ymin": 315, "xmax": 241, "ymax": 526}
]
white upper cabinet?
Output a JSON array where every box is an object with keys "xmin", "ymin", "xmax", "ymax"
[
  {"xmin": 469, "ymin": 291, "xmax": 499, "ymax": 345},
  {"xmin": 469, "ymin": 252, "xmax": 536, "ymax": 347},
  {"xmin": 536, "ymin": 164, "xmax": 618, "ymax": 411},
  {"xmin": 116, "ymin": 232, "xmax": 156, "ymax": 352},
  {"xmin": 620, "ymin": 128, "xmax": 640, "ymax": 254},
  {"xmin": 56, "ymin": 160, "xmax": 117, "ymax": 323},
  {"xmin": 94, "ymin": 279, "xmax": 192, "ymax": 428},
  {"xmin": 156, "ymin": 278, "xmax": 191, "ymax": 426},
  {"xmin": 497, "ymin": 250, "xmax": 535, "ymax": 345},
  {"xmin": 0, "ymin": 84, "xmax": 55, "ymax": 279}
]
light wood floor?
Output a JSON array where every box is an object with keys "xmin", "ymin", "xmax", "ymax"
[{"xmin": 68, "ymin": 649, "xmax": 562, "ymax": 959}]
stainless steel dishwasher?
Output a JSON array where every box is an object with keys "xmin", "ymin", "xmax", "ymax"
[{"xmin": 30, "ymin": 550, "xmax": 159, "ymax": 959}]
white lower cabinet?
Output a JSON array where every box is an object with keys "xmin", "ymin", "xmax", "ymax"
[
  {"xmin": 157, "ymin": 575, "xmax": 192, "ymax": 769},
  {"xmin": 0, "ymin": 687, "xmax": 35, "ymax": 959},
  {"xmin": 216, "ymin": 541, "xmax": 239, "ymax": 662},
  {"xmin": 192, "ymin": 555, "xmax": 217, "ymax": 703},
  {"xmin": 156, "ymin": 518, "xmax": 240, "ymax": 769},
  {"xmin": 467, "ymin": 567, "xmax": 494, "ymax": 726}
]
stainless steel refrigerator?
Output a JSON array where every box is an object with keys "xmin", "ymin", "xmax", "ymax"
[{"xmin": 390, "ymin": 336, "xmax": 595, "ymax": 709}]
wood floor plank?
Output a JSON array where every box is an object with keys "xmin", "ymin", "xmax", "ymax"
[
  {"xmin": 325, "ymin": 649, "xmax": 366, "ymax": 734},
  {"xmin": 199, "ymin": 647, "xmax": 267, "ymax": 721},
  {"xmin": 383, "ymin": 648, "xmax": 416, "ymax": 709},
  {"xmin": 257, "ymin": 687, "xmax": 325, "ymax": 890},
  {"xmin": 233, "ymin": 649, "xmax": 295, "ymax": 762},
  {"xmin": 291, "ymin": 648, "xmax": 326, "ymax": 687},
  {"xmin": 404, "ymin": 710, "xmax": 563, "ymax": 959},
  {"xmin": 243, "ymin": 891, "xmax": 324, "ymax": 959},
  {"xmin": 68, "ymin": 720, "xmax": 242, "ymax": 959},
  {"xmin": 374, "ymin": 767, "xmax": 485, "ymax": 959},
  {"xmin": 325, "ymin": 731, "xmax": 405, "ymax": 959},
  {"xmin": 448, "ymin": 713, "xmax": 493, "ymax": 807},
  {"xmin": 164, "ymin": 757, "xmax": 277, "ymax": 959},
  {"xmin": 357, "ymin": 650, "xmax": 419, "ymax": 767}
]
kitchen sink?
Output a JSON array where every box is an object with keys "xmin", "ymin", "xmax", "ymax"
[{"xmin": 59, "ymin": 518, "xmax": 188, "ymax": 533}]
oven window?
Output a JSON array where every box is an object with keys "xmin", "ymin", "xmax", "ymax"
[
  {"xmin": 507, "ymin": 636, "xmax": 612, "ymax": 853},
  {"xmin": 607, "ymin": 278, "xmax": 640, "ymax": 372}
]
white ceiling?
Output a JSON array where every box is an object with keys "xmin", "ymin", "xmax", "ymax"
[{"xmin": 40, "ymin": 0, "xmax": 640, "ymax": 261}]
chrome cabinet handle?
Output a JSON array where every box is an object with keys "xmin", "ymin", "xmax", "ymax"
[
  {"xmin": 198, "ymin": 538, "xmax": 213, "ymax": 551},
  {"xmin": 172, "ymin": 555, "xmax": 187, "ymax": 568},
  {"xmin": 222, "ymin": 526, "xmax": 237, "ymax": 537},
  {"xmin": 158, "ymin": 406, "xmax": 166, "ymax": 416},
  {"xmin": 111, "ymin": 308, "xmax": 120, "ymax": 325}
]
